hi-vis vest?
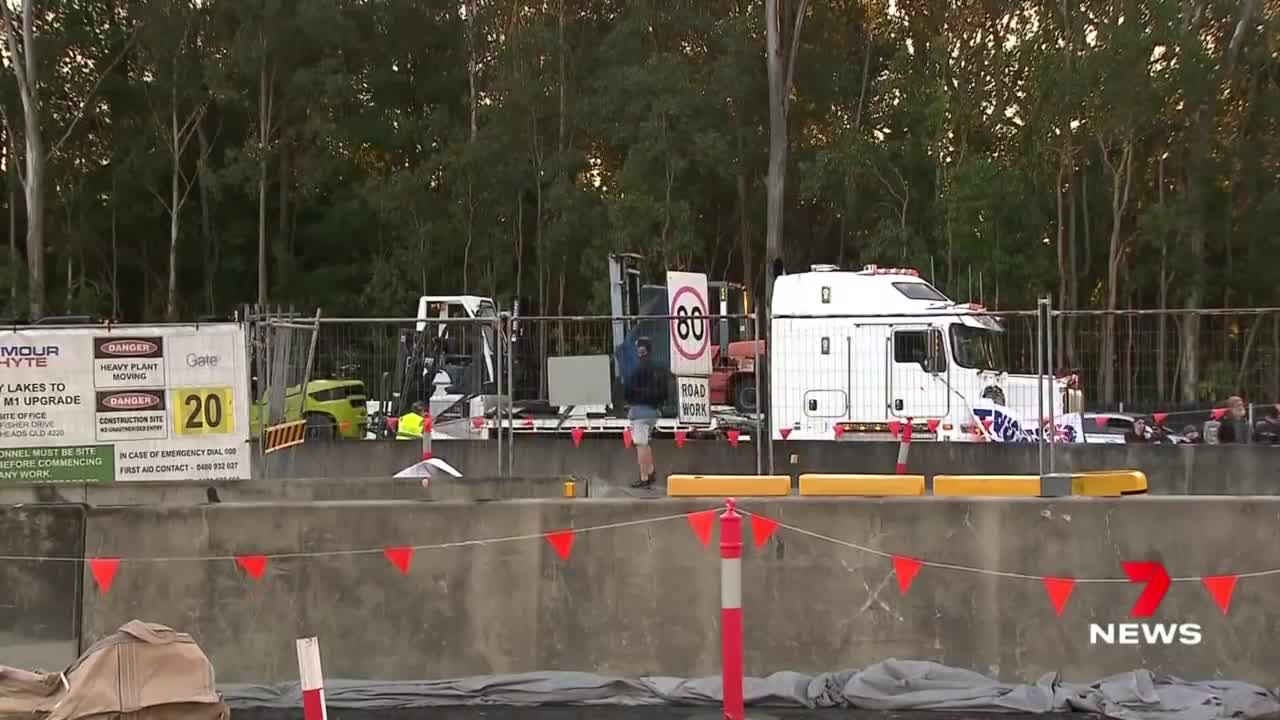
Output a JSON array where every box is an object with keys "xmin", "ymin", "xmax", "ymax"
[{"xmin": 397, "ymin": 412, "xmax": 425, "ymax": 440}]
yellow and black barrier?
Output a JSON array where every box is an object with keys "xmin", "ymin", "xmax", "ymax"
[
  {"xmin": 263, "ymin": 420, "xmax": 307, "ymax": 454},
  {"xmin": 933, "ymin": 471, "xmax": 1147, "ymax": 497},
  {"xmin": 667, "ymin": 475, "xmax": 792, "ymax": 497},
  {"xmin": 798, "ymin": 474, "xmax": 926, "ymax": 497}
]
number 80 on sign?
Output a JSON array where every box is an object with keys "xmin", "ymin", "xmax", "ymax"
[{"xmin": 172, "ymin": 386, "xmax": 235, "ymax": 436}]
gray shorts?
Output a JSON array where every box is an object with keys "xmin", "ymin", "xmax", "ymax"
[{"xmin": 631, "ymin": 417, "xmax": 656, "ymax": 446}]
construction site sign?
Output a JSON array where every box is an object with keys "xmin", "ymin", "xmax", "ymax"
[{"xmin": 0, "ymin": 323, "xmax": 252, "ymax": 484}]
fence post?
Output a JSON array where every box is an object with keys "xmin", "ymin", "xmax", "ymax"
[
  {"xmin": 494, "ymin": 315, "xmax": 503, "ymax": 478},
  {"xmin": 1046, "ymin": 299, "xmax": 1056, "ymax": 472},
  {"xmin": 753, "ymin": 312, "xmax": 764, "ymax": 476},
  {"xmin": 764, "ymin": 309, "xmax": 775, "ymax": 476},
  {"xmin": 1036, "ymin": 297, "xmax": 1049, "ymax": 476},
  {"xmin": 720, "ymin": 498, "xmax": 745, "ymax": 720},
  {"xmin": 504, "ymin": 312, "xmax": 516, "ymax": 478}
]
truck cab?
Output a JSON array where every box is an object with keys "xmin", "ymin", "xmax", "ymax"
[{"xmin": 769, "ymin": 264, "xmax": 1080, "ymax": 441}]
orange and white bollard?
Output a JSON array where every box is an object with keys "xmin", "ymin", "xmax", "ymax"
[
  {"xmin": 896, "ymin": 418, "xmax": 913, "ymax": 474},
  {"xmin": 720, "ymin": 498, "xmax": 745, "ymax": 720},
  {"xmin": 296, "ymin": 637, "xmax": 328, "ymax": 720}
]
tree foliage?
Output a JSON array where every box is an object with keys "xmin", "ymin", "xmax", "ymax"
[{"xmin": 0, "ymin": 0, "xmax": 1277, "ymax": 401}]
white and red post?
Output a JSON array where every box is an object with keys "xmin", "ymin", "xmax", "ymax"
[
  {"xmin": 296, "ymin": 637, "xmax": 328, "ymax": 720},
  {"xmin": 896, "ymin": 418, "xmax": 913, "ymax": 474},
  {"xmin": 720, "ymin": 498, "xmax": 745, "ymax": 720}
]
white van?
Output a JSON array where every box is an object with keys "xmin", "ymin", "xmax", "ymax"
[{"xmin": 769, "ymin": 264, "xmax": 1078, "ymax": 441}]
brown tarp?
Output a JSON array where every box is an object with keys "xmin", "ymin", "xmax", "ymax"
[{"xmin": 0, "ymin": 620, "xmax": 228, "ymax": 720}]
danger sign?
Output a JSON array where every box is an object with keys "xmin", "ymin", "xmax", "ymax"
[{"xmin": 666, "ymin": 271, "xmax": 711, "ymax": 377}]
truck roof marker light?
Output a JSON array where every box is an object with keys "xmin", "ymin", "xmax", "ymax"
[{"xmin": 857, "ymin": 265, "xmax": 920, "ymax": 277}]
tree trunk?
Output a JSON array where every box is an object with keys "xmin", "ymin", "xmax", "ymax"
[
  {"xmin": 2, "ymin": 0, "xmax": 47, "ymax": 319},
  {"xmin": 467, "ymin": 0, "xmax": 479, "ymax": 141},
  {"xmin": 166, "ymin": 120, "xmax": 180, "ymax": 321},
  {"xmin": 276, "ymin": 136, "xmax": 290, "ymax": 279},
  {"xmin": 1099, "ymin": 136, "xmax": 1134, "ymax": 405},
  {"xmin": 764, "ymin": 1, "xmax": 788, "ymax": 307},
  {"xmin": 197, "ymin": 119, "xmax": 215, "ymax": 315},
  {"xmin": 110, "ymin": 187, "xmax": 119, "ymax": 320},
  {"xmin": 764, "ymin": 0, "xmax": 807, "ymax": 308},
  {"xmin": 256, "ymin": 56, "xmax": 274, "ymax": 307},
  {"xmin": 165, "ymin": 85, "xmax": 185, "ymax": 322},
  {"xmin": 7, "ymin": 152, "xmax": 16, "ymax": 314}
]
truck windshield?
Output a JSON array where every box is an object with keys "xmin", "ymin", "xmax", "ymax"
[{"xmin": 949, "ymin": 325, "xmax": 1006, "ymax": 371}]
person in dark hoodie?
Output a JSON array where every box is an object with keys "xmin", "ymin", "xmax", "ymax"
[
  {"xmin": 1217, "ymin": 396, "xmax": 1252, "ymax": 444},
  {"xmin": 624, "ymin": 337, "xmax": 668, "ymax": 488}
]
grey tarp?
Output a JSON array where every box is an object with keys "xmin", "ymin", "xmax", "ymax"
[{"xmin": 219, "ymin": 659, "xmax": 1280, "ymax": 720}]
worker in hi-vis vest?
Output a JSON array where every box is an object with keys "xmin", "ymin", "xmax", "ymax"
[{"xmin": 396, "ymin": 401, "xmax": 429, "ymax": 440}]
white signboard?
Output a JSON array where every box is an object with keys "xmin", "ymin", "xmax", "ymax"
[
  {"xmin": 676, "ymin": 376, "xmax": 712, "ymax": 426},
  {"xmin": 0, "ymin": 324, "xmax": 252, "ymax": 484},
  {"xmin": 666, "ymin": 271, "xmax": 711, "ymax": 377}
]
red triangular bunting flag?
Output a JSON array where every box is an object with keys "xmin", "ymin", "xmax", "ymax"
[
  {"xmin": 623, "ymin": 427, "xmax": 634, "ymax": 448},
  {"xmin": 1153, "ymin": 412, "xmax": 1169, "ymax": 426},
  {"xmin": 1211, "ymin": 407, "xmax": 1228, "ymax": 421},
  {"xmin": 888, "ymin": 420, "xmax": 902, "ymax": 438},
  {"xmin": 545, "ymin": 529, "xmax": 575, "ymax": 560},
  {"xmin": 751, "ymin": 514, "xmax": 780, "ymax": 548},
  {"xmin": 833, "ymin": 425, "xmax": 846, "ymax": 438},
  {"xmin": 89, "ymin": 557, "xmax": 120, "ymax": 595},
  {"xmin": 384, "ymin": 546, "xmax": 414, "ymax": 575},
  {"xmin": 571, "ymin": 427, "xmax": 585, "ymax": 448},
  {"xmin": 727, "ymin": 429, "xmax": 740, "ymax": 447},
  {"xmin": 675, "ymin": 430, "xmax": 688, "ymax": 448},
  {"xmin": 1042, "ymin": 577, "xmax": 1076, "ymax": 616},
  {"xmin": 471, "ymin": 417, "xmax": 485, "ymax": 429},
  {"xmin": 523, "ymin": 417, "xmax": 535, "ymax": 427},
  {"xmin": 236, "ymin": 554, "xmax": 269, "ymax": 580},
  {"xmin": 1202, "ymin": 575, "xmax": 1239, "ymax": 615},
  {"xmin": 687, "ymin": 510, "xmax": 716, "ymax": 547},
  {"xmin": 893, "ymin": 555, "xmax": 922, "ymax": 594},
  {"xmin": 1095, "ymin": 415, "xmax": 1110, "ymax": 427},
  {"xmin": 422, "ymin": 415, "xmax": 434, "ymax": 433},
  {"xmin": 779, "ymin": 427, "xmax": 792, "ymax": 441},
  {"xmin": 927, "ymin": 418, "xmax": 940, "ymax": 433}
]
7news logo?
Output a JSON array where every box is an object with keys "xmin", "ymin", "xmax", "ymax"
[{"xmin": 1089, "ymin": 561, "xmax": 1202, "ymax": 646}]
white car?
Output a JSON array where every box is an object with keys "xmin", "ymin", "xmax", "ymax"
[{"xmin": 1081, "ymin": 413, "xmax": 1186, "ymax": 444}]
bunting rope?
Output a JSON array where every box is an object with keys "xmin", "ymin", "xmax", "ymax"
[
  {"xmin": 735, "ymin": 509, "xmax": 1280, "ymax": 583},
  {"xmin": 0, "ymin": 502, "xmax": 1265, "ymax": 614},
  {"xmin": 0, "ymin": 509, "xmax": 704, "ymax": 564}
]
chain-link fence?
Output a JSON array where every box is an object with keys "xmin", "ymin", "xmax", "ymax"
[
  {"xmin": 250, "ymin": 303, "xmax": 1280, "ymax": 476},
  {"xmin": 1052, "ymin": 309, "xmax": 1280, "ymax": 412}
]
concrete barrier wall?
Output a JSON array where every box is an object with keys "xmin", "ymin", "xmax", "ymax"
[
  {"xmin": 260, "ymin": 437, "xmax": 1280, "ymax": 494},
  {"xmin": 0, "ymin": 504, "xmax": 84, "ymax": 670},
  {"xmin": 78, "ymin": 497, "xmax": 1280, "ymax": 685},
  {"xmin": 0, "ymin": 475, "xmax": 576, "ymax": 506}
]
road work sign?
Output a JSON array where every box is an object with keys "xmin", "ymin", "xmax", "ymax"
[{"xmin": 0, "ymin": 323, "xmax": 251, "ymax": 484}]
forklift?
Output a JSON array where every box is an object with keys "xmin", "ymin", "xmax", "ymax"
[{"xmin": 366, "ymin": 296, "xmax": 503, "ymax": 439}]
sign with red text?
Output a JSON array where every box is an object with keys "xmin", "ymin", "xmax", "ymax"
[{"xmin": 0, "ymin": 324, "xmax": 250, "ymax": 484}]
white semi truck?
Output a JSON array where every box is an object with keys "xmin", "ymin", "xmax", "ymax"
[{"xmin": 769, "ymin": 264, "xmax": 1081, "ymax": 441}]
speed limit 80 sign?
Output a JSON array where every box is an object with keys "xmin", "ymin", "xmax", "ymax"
[{"xmin": 666, "ymin": 271, "xmax": 712, "ymax": 377}]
